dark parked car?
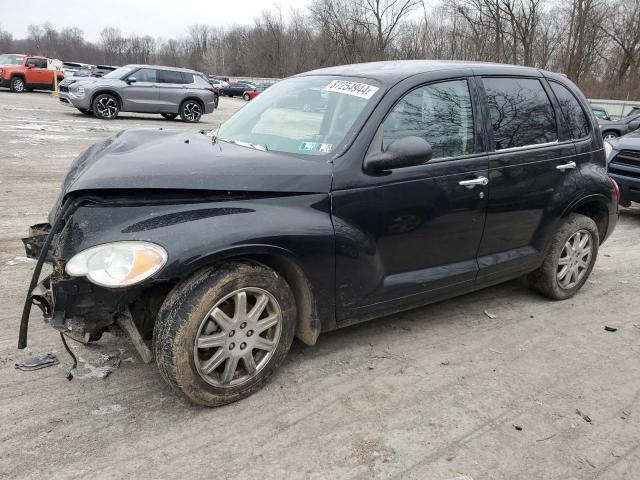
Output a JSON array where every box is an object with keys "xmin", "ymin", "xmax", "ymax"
[
  {"xmin": 219, "ymin": 81, "xmax": 256, "ymax": 97},
  {"xmin": 625, "ymin": 106, "xmax": 640, "ymax": 117},
  {"xmin": 598, "ymin": 113, "xmax": 640, "ymax": 140},
  {"xmin": 606, "ymin": 130, "xmax": 640, "ymax": 206},
  {"xmin": 19, "ymin": 61, "xmax": 619, "ymax": 406}
]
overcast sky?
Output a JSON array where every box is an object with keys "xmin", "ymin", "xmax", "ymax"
[{"xmin": 0, "ymin": 0, "xmax": 312, "ymax": 41}]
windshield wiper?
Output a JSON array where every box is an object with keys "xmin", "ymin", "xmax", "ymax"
[{"xmin": 228, "ymin": 139, "xmax": 269, "ymax": 152}]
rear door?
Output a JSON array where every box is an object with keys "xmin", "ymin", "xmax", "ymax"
[
  {"xmin": 157, "ymin": 69, "xmax": 189, "ymax": 112},
  {"xmin": 476, "ymin": 76, "xmax": 579, "ymax": 282},
  {"xmin": 333, "ymin": 78, "xmax": 489, "ymax": 321},
  {"xmin": 122, "ymin": 68, "xmax": 159, "ymax": 112}
]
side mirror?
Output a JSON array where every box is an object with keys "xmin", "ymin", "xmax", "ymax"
[
  {"xmin": 364, "ymin": 136, "xmax": 433, "ymax": 172},
  {"xmin": 126, "ymin": 76, "xmax": 137, "ymax": 84}
]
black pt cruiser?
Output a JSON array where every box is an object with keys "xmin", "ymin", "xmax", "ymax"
[{"xmin": 20, "ymin": 61, "xmax": 619, "ymax": 406}]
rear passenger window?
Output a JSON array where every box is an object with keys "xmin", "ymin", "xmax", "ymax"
[
  {"xmin": 549, "ymin": 82, "xmax": 590, "ymax": 139},
  {"xmin": 382, "ymin": 79, "xmax": 474, "ymax": 160},
  {"xmin": 483, "ymin": 77, "xmax": 558, "ymax": 150},
  {"xmin": 158, "ymin": 70, "xmax": 186, "ymax": 84}
]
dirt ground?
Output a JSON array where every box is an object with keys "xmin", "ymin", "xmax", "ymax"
[{"xmin": 1, "ymin": 90, "xmax": 639, "ymax": 480}]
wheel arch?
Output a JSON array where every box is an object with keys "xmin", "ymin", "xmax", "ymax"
[
  {"xmin": 10, "ymin": 73, "xmax": 26, "ymax": 81},
  {"xmin": 177, "ymin": 245, "xmax": 321, "ymax": 346},
  {"xmin": 562, "ymin": 194, "xmax": 611, "ymax": 243},
  {"xmin": 91, "ymin": 89, "xmax": 123, "ymax": 108},
  {"xmin": 180, "ymin": 96, "xmax": 205, "ymax": 110}
]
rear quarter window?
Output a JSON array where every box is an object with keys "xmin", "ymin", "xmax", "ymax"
[
  {"xmin": 549, "ymin": 81, "xmax": 590, "ymax": 139},
  {"xmin": 483, "ymin": 77, "xmax": 558, "ymax": 150}
]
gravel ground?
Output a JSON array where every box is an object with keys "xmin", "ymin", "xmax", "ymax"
[{"xmin": 1, "ymin": 90, "xmax": 639, "ymax": 480}]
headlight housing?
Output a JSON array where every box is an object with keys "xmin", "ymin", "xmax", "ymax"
[{"xmin": 65, "ymin": 241, "xmax": 167, "ymax": 288}]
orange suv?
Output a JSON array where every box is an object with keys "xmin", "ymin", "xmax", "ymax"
[{"xmin": 0, "ymin": 54, "xmax": 64, "ymax": 93}]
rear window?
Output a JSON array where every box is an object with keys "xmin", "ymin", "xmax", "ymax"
[
  {"xmin": 158, "ymin": 69, "xmax": 186, "ymax": 84},
  {"xmin": 549, "ymin": 82, "xmax": 589, "ymax": 139},
  {"xmin": 483, "ymin": 77, "xmax": 558, "ymax": 150}
]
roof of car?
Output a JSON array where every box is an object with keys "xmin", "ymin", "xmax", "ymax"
[
  {"xmin": 299, "ymin": 60, "xmax": 549, "ymax": 86},
  {"xmin": 124, "ymin": 64, "xmax": 201, "ymax": 74}
]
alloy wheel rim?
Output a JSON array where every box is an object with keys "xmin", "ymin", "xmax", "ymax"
[
  {"xmin": 14, "ymin": 79, "xmax": 24, "ymax": 92},
  {"xmin": 96, "ymin": 97, "xmax": 117, "ymax": 117},
  {"xmin": 184, "ymin": 102, "xmax": 201, "ymax": 121},
  {"xmin": 603, "ymin": 134, "xmax": 616, "ymax": 141},
  {"xmin": 194, "ymin": 287, "xmax": 282, "ymax": 388},
  {"xmin": 557, "ymin": 229, "xmax": 593, "ymax": 289}
]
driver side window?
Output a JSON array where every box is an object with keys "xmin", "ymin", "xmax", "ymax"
[
  {"xmin": 382, "ymin": 79, "xmax": 474, "ymax": 160},
  {"xmin": 133, "ymin": 68, "xmax": 157, "ymax": 83}
]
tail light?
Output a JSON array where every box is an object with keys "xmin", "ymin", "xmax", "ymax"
[{"xmin": 609, "ymin": 176, "xmax": 620, "ymax": 204}]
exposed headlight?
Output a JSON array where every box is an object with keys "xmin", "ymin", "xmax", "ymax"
[
  {"xmin": 65, "ymin": 241, "xmax": 167, "ymax": 288},
  {"xmin": 72, "ymin": 85, "xmax": 85, "ymax": 97}
]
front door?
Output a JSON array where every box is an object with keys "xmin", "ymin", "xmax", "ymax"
[
  {"xmin": 122, "ymin": 68, "xmax": 159, "ymax": 112},
  {"xmin": 333, "ymin": 78, "xmax": 489, "ymax": 322},
  {"xmin": 25, "ymin": 58, "xmax": 49, "ymax": 86}
]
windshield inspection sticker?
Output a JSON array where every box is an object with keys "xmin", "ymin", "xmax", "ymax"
[
  {"xmin": 323, "ymin": 80, "xmax": 379, "ymax": 99},
  {"xmin": 300, "ymin": 142, "xmax": 333, "ymax": 153}
]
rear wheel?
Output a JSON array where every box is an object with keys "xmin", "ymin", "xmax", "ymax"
[
  {"xmin": 179, "ymin": 99, "xmax": 202, "ymax": 122},
  {"xmin": 92, "ymin": 93, "xmax": 119, "ymax": 119},
  {"xmin": 243, "ymin": 93, "xmax": 251, "ymax": 101},
  {"xmin": 153, "ymin": 262, "xmax": 296, "ymax": 406},
  {"xmin": 10, "ymin": 77, "xmax": 25, "ymax": 93},
  {"xmin": 528, "ymin": 214, "xmax": 599, "ymax": 300},
  {"xmin": 161, "ymin": 113, "xmax": 178, "ymax": 120},
  {"xmin": 602, "ymin": 131, "xmax": 618, "ymax": 141}
]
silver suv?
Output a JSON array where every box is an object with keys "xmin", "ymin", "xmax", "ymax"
[{"xmin": 59, "ymin": 64, "xmax": 218, "ymax": 122}]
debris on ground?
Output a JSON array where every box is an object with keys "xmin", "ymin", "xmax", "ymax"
[
  {"xmin": 513, "ymin": 424, "xmax": 523, "ymax": 431},
  {"xmin": 604, "ymin": 325, "xmax": 618, "ymax": 332},
  {"xmin": 15, "ymin": 352, "xmax": 59, "ymax": 371},
  {"xmin": 576, "ymin": 409, "xmax": 592, "ymax": 423},
  {"xmin": 484, "ymin": 310, "xmax": 497, "ymax": 319},
  {"xmin": 440, "ymin": 360, "xmax": 450, "ymax": 366},
  {"xmin": 78, "ymin": 352, "xmax": 124, "ymax": 379},
  {"xmin": 90, "ymin": 404, "xmax": 126, "ymax": 416},
  {"xmin": 5, "ymin": 255, "xmax": 35, "ymax": 266},
  {"xmin": 536, "ymin": 433, "xmax": 557, "ymax": 442}
]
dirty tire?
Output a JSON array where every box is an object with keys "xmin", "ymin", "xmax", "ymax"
[
  {"xmin": 10, "ymin": 77, "xmax": 25, "ymax": 93},
  {"xmin": 528, "ymin": 213, "xmax": 599, "ymax": 300},
  {"xmin": 153, "ymin": 261, "xmax": 296, "ymax": 406},
  {"xmin": 92, "ymin": 93, "xmax": 119, "ymax": 119}
]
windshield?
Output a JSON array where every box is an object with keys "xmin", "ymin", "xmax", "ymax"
[
  {"xmin": 102, "ymin": 66, "xmax": 136, "ymax": 79},
  {"xmin": 216, "ymin": 75, "xmax": 383, "ymax": 156},
  {"xmin": 0, "ymin": 54, "xmax": 25, "ymax": 66},
  {"xmin": 75, "ymin": 67, "xmax": 92, "ymax": 77}
]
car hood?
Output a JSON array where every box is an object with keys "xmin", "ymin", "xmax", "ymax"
[
  {"xmin": 62, "ymin": 128, "xmax": 333, "ymax": 195},
  {"xmin": 608, "ymin": 130, "xmax": 640, "ymax": 150}
]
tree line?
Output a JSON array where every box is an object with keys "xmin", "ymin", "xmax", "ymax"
[{"xmin": 0, "ymin": 0, "xmax": 639, "ymax": 99}]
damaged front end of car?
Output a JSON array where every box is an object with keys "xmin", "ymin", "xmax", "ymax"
[{"xmin": 19, "ymin": 195, "xmax": 175, "ymax": 362}]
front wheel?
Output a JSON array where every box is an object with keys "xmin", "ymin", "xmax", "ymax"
[
  {"xmin": 243, "ymin": 93, "xmax": 251, "ymax": 101},
  {"xmin": 180, "ymin": 99, "xmax": 202, "ymax": 122},
  {"xmin": 528, "ymin": 214, "xmax": 599, "ymax": 300},
  {"xmin": 92, "ymin": 93, "xmax": 119, "ymax": 119},
  {"xmin": 602, "ymin": 131, "xmax": 618, "ymax": 141},
  {"xmin": 153, "ymin": 262, "xmax": 296, "ymax": 406}
]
